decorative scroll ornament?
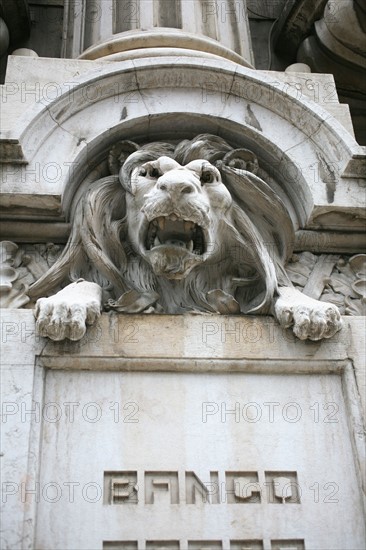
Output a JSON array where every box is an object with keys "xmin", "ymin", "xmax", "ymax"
[
  {"xmin": 0, "ymin": 242, "xmax": 63, "ymax": 309},
  {"xmin": 0, "ymin": 241, "xmax": 29, "ymax": 308},
  {"xmin": 286, "ymin": 253, "xmax": 366, "ymax": 316}
]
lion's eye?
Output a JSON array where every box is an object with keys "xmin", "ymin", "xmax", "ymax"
[
  {"xmin": 139, "ymin": 167, "xmax": 147, "ymax": 177},
  {"xmin": 150, "ymin": 167, "xmax": 161, "ymax": 178},
  {"xmin": 200, "ymin": 171, "xmax": 214, "ymax": 185}
]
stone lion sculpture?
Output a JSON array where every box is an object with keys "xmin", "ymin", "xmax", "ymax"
[{"xmin": 29, "ymin": 134, "xmax": 342, "ymax": 341}]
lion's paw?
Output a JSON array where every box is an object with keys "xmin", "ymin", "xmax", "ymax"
[
  {"xmin": 275, "ymin": 288, "xmax": 343, "ymax": 341},
  {"xmin": 35, "ymin": 280, "xmax": 102, "ymax": 341}
]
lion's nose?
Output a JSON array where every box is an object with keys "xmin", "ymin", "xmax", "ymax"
[{"xmin": 157, "ymin": 180, "xmax": 195, "ymax": 195}]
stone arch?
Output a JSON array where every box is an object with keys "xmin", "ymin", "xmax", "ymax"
[
  {"xmin": 62, "ymin": 112, "xmax": 312, "ymax": 232},
  {"xmin": 1, "ymin": 56, "xmax": 364, "ymax": 241}
]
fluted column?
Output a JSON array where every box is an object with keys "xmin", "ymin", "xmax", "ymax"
[{"xmin": 63, "ymin": 0, "xmax": 254, "ymax": 67}]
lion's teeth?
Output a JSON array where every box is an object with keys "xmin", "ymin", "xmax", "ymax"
[
  {"xmin": 169, "ymin": 214, "xmax": 178, "ymax": 221},
  {"xmin": 184, "ymin": 221, "xmax": 195, "ymax": 231},
  {"xmin": 157, "ymin": 217, "xmax": 166, "ymax": 230},
  {"xmin": 187, "ymin": 240, "xmax": 194, "ymax": 252},
  {"xmin": 154, "ymin": 236, "xmax": 161, "ymax": 247}
]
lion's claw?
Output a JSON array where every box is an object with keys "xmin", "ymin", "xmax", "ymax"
[
  {"xmin": 275, "ymin": 288, "xmax": 342, "ymax": 341},
  {"xmin": 35, "ymin": 281, "xmax": 102, "ymax": 341}
]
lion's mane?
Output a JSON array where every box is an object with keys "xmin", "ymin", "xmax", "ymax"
[{"xmin": 29, "ymin": 135, "xmax": 294, "ymax": 315}]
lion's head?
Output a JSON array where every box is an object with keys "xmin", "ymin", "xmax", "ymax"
[
  {"xmin": 29, "ymin": 135, "xmax": 294, "ymax": 315},
  {"xmin": 123, "ymin": 155, "xmax": 232, "ymax": 280}
]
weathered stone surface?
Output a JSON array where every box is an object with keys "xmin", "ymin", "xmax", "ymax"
[
  {"xmin": 1, "ymin": 56, "xmax": 364, "ymax": 240},
  {"xmin": 1, "ymin": 310, "xmax": 365, "ymax": 549},
  {"xmin": 286, "ymin": 253, "xmax": 366, "ymax": 316},
  {"xmin": 34, "ymin": 369, "xmax": 365, "ymax": 548},
  {"xmin": 0, "ymin": 241, "xmax": 64, "ymax": 308},
  {"xmin": 15, "ymin": 133, "xmax": 340, "ymax": 342},
  {"xmin": 273, "ymin": 0, "xmax": 328, "ymax": 59},
  {"xmin": 0, "ymin": 309, "xmax": 42, "ymax": 550},
  {"xmin": 68, "ymin": 1, "xmax": 254, "ymax": 66},
  {"xmin": 296, "ymin": 0, "xmax": 366, "ymax": 145},
  {"xmin": 1, "ymin": 5, "xmax": 364, "ymax": 548}
]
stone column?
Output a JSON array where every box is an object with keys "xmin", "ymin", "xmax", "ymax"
[
  {"xmin": 63, "ymin": 0, "xmax": 254, "ymax": 66},
  {"xmin": 0, "ymin": 0, "xmax": 31, "ymax": 82},
  {"xmin": 296, "ymin": 0, "xmax": 366, "ymax": 144}
]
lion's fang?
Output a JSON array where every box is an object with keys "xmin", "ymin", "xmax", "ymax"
[
  {"xmin": 158, "ymin": 217, "xmax": 166, "ymax": 230},
  {"xmin": 188, "ymin": 240, "xmax": 194, "ymax": 252},
  {"xmin": 184, "ymin": 221, "xmax": 195, "ymax": 231},
  {"xmin": 154, "ymin": 236, "xmax": 161, "ymax": 247}
]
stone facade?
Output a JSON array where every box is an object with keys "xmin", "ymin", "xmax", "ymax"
[{"xmin": 0, "ymin": 1, "xmax": 365, "ymax": 549}]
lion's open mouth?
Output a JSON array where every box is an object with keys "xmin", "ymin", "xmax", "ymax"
[{"xmin": 146, "ymin": 214, "xmax": 205, "ymax": 255}]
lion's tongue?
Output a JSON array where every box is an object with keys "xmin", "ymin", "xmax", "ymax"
[
  {"xmin": 147, "ymin": 245, "xmax": 203, "ymax": 279},
  {"xmin": 164, "ymin": 239, "xmax": 187, "ymax": 248},
  {"xmin": 154, "ymin": 236, "xmax": 194, "ymax": 252}
]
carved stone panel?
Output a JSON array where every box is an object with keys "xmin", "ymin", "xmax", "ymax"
[{"xmin": 33, "ymin": 369, "xmax": 365, "ymax": 548}]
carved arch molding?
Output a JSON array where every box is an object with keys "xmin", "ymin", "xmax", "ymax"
[{"xmin": 1, "ymin": 57, "xmax": 364, "ymax": 228}]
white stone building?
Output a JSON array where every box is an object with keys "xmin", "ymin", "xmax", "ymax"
[{"xmin": 0, "ymin": 1, "xmax": 365, "ymax": 549}]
